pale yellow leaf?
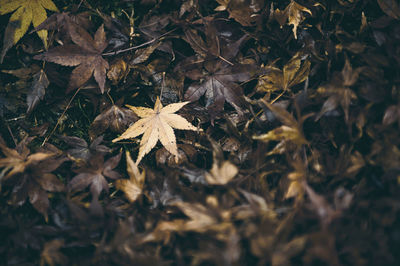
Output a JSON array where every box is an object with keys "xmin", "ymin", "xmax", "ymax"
[
  {"xmin": 116, "ymin": 151, "xmax": 145, "ymax": 202},
  {"xmin": 113, "ymin": 97, "xmax": 201, "ymax": 163},
  {"xmin": 162, "ymin": 114, "xmax": 198, "ymax": 130},
  {"xmin": 160, "ymin": 101, "xmax": 190, "ymax": 114},
  {"xmin": 205, "ymin": 160, "xmax": 238, "ymax": 185},
  {"xmin": 126, "ymin": 105, "xmax": 154, "ymax": 118}
]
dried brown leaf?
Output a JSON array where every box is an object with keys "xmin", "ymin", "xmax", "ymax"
[{"xmin": 34, "ymin": 24, "xmax": 109, "ymax": 93}]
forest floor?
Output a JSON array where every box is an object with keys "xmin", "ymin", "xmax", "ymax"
[{"xmin": 0, "ymin": 0, "xmax": 399, "ymax": 265}]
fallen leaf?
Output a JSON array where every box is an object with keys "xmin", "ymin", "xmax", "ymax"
[
  {"xmin": 26, "ymin": 69, "xmax": 49, "ymax": 113},
  {"xmin": 60, "ymin": 135, "xmax": 110, "ymax": 163},
  {"xmin": 0, "ymin": 0, "xmax": 58, "ymax": 62},
  {"xmin": 205, "ymin": 160, "xmax": 238, "ymax": 185},
  {"xmin": 0, "ymin": 137, "xmax": 66, "ymax": 219},
  {"xmin": 40, "ymin": 239, "xmax": 66, "ymax": 266},
  {"xmin": 89, "ymin": 105, "xmax": 138, "ymax": 140},
  {"xmin": 215, "ymin": 0, "xmax": 264, "ymax": 26},
  {"xmin": 0, "ymin": 136, "xmax": 53, "ymax": 181},
  {"xmin": 184, "ymin": 61, "xmax": 254, "ymax": 120},
  {"xmin": 377, "ymin": 0, "xmax": 400, "ymax": 19},
  {"xmin": 274, "ymin": 0, "xmax": 312, "ymax": 39},
  {"xmin": 115, "ymin": 151, "xmax": 145, "ymax": 203},
  {"xmin": 113, "ymin": 97, "xmax": 201, "ymax": 163},
  {"xmin": 253, "ymin": 99, "xmax": 309, "ymax": 147},
  {"xmin": 315, "ymin": 58, "xmax": 362, "ymax": 123},
  {"xmin": 34, "ymin": 24, "xmax": 109, "ymax": 93},
  {"xmin": 69, "ymin": 152, "xmax": 122, "ymax": 199}
]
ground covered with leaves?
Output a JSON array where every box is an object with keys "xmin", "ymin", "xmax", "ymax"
[{"xmin": 1, "ymin": 0, "xmax": 400, "ymax": 265}]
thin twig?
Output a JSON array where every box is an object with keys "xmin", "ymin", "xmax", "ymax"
[
  {"xmin": 102, "ymin": 28, "xmax": 177, "ymax": 56},
  {"xmin": 41, "ymin": 88, "xmax": 81, "ymax": 146}
]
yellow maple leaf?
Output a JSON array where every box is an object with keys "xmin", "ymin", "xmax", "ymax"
[
  {"xmin": 274, "ymin": 0, "xmax": 312, "ymax": 39},
  {"xmin": 115, "ymin": 151, "xmax": 145, "ymax": 203},
  {"xmin": 113, "ymin": 97, "xmax": 201, "ymax": 163},
  {"xmin": 205, "ymin": 160, "xmax": 238, "ymax": 185},
  {"xmin": 0, "ymin": 0, "xmax": 58, "ymax": 62}
]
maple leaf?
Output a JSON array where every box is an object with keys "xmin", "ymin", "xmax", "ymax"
[
  {"xmin": 89, "ymin": 104, "xmax": 138, "ymax": 140},
  {"xmin": 274, "ymin": 0, "xmax": 312, "ymax": 39},
  {"xmin": 215, "ymin": 0, "xmax": 264, "ymax": 27},
  {"xmin": 205, "ymin": 138, "xmax": 238, "ymax": 185},
  {"xmin": 257, "ymin": 53, "xmax": 310, "ymax": 96},
  {"xmin": 1, "ymin": 65, "xmax": 49, "ymax": 113},
  {"xmin": 0, "ymin": 0, "xmax": 58, "ymax": 63},
  {"xmin": 60, "ymin": 135, "xmax": 110, "ymax": 163},
  {"xmin": 34, "ymin": 24, "xmax": 109, "ymax": 93},
  {"xmin": 115, "ymin": 151, "xmax": 145, "ymax": 203},
  {"xmin": 32, "ymin": 11, "xmax": 93, "ymax": 40},
  {"xmin": 184, "ymin": 60, "xmax": 253, "ymax": 119},
  {"xmin": 0, "ymin": 137, "xmax": 66, "ymax": 219},
  {"xmin": 315, "ymin": 58, "xmax": 363, "ymax": 123},
  {"xmin": 113, "ymin": 97, "xmax": 201, "ymax": 163},
  {"xmin": 68, "ymin": 152, "xmax": 122, "ymax": 199},
  {"xmin": 253, "ymin": 99, "xmax": 311, "ymax": 152},
  {"xmin": 0, "ymin": 136, "xmax": 53, "ymax": 181},
  {"xmin": 205, "ymin": 160, "xmax": 238, "ymax": 185}
]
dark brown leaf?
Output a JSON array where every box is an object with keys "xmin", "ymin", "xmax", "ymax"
[
  {"xmin": 26, "ymin": 69, "xmax": 49, "ymax": 113},
  {"xmin": 377, "ymin": 0, "xmax": 400, "ymax": 19},
  {"xmin": 89, "ymin": 105, "xmax": 138, "ymax": 140},
  {"xmin": 34, "ymin": 25, "xmax": 109, "ymax": 93}
]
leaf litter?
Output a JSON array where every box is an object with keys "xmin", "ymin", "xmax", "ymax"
[{"xmin": 0, "ymin": 0, "xmax": 400, "ymax": 265}]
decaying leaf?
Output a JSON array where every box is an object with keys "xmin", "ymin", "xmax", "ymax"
[
  {"xmin": 215, "ymin": 0, "xmax": 264, "ymax": 26},
  {"xmin": 253, "ymin": 99, "xmax": 309, "ymax": 147},
  {"xmin": 205, "ymin": 160, "xmax": 238, "ymax": 185},
  {"xmin": 257, "ymin": 53, "xmax": 310, "ymax": 96},
  {"xmin": 34, "ymin": 24, "xmax": 109, "ymax": 93},
  {"xmin": 113, "ymin": 97, "xmax": 201, "ymax": 163},
  {"xmin": 107, "ymin": 58, "xmax": 128, "ymax": 85},
  {"xmin": 185, "ymin": 61, "xmax": 254, "ymax": 119},
  {"xmin": 377, "ymin": 0, "xmax": 400, "ymax": 19},
  {"xmin": 315, "ymin": 58, "xmax": 362, "ymax": 123},
  {"xmin": 116, "ymin": 151, "xmax": 145, "ymax": 203},
  {"xmin": 0, "ymin": 137, "xmax": 66, "ymax": 219},
  {"xmin": 383, "ymin": 104, "xmax": 400, "ymax": 126},
  {"xmin": 274, "ymin": 0, "xmax": 312, "ymax": 39},
  {"xmin": 0, "ymin": 136, "xmax": 53, "ymax": 181},
  {"xmin": 0, "ymin": 0, "xmax": 58, "ymax": 62},
  {"xmin": 89, "ymin": 105, "xmax": 138, "ymax": 140},
  {"xmin": 69, "ymin": 152, "xmax": 122, "ymax": 200},
  {"xmin": 27, "ymin": 69, "xmax": 49, "ymax": 113},
  {"xmin": 40, "ymin": 239, "xmax": 66, "ymax": 266},
  {"xmin": 60, "ymin": 135, "xmax": 110, "ymax": 163}
]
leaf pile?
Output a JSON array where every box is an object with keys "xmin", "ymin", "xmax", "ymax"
[{"xmin": 1, "ymin": 0, "xmax": 400, "ymax": 265}]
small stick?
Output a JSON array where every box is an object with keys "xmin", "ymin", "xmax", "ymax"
[{"xmin": 41, "ymin": 88, "xmax": 81, "ymax": 146}]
